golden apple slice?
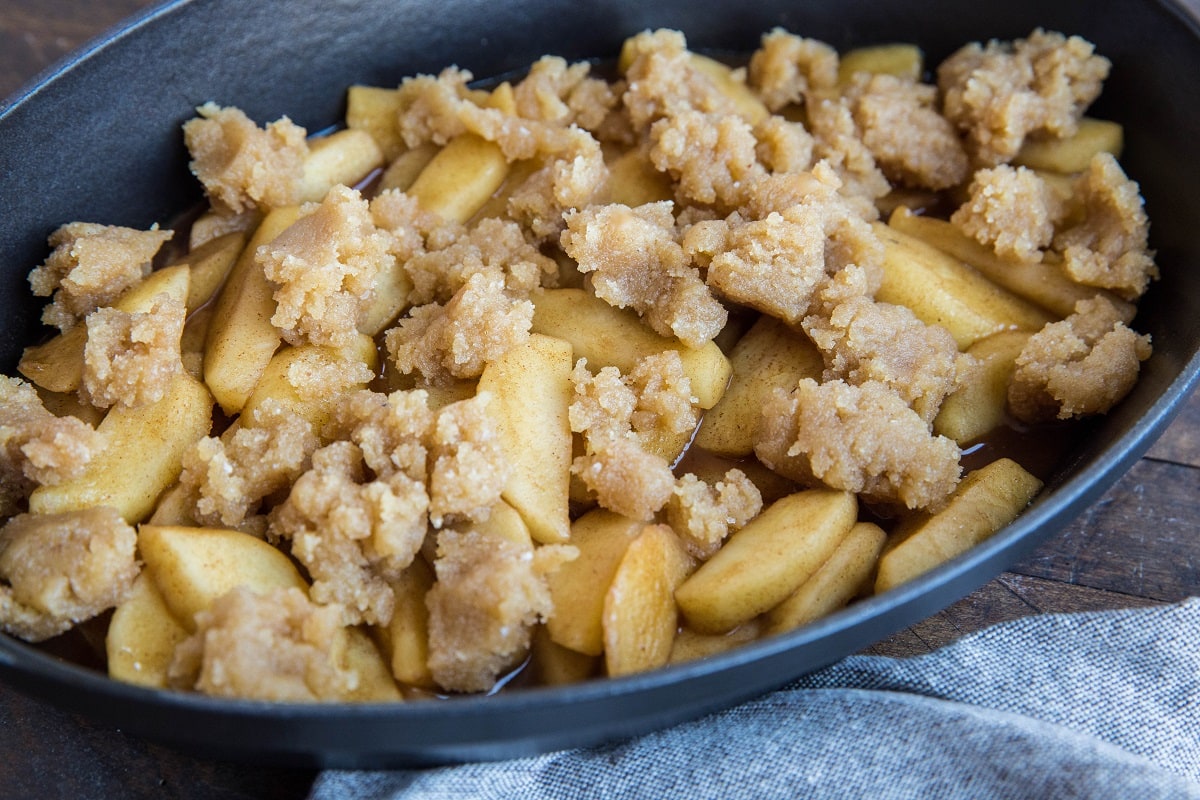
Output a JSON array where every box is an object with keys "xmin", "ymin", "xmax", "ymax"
[
  {"xmin": 1014, "ymin": 117, "xmax": 1123, "ymax": 174},
  {"xmin": 407, "ymin": 133, "xmax": 509, "ymax": 223},
  {"xmin": 530, "ymin": 625, "xmax": 598, "ymax": 686},
  {"xmin": 106, "ymin": 572, "xmax": 190, "ymax": 688},
  {"xmin": 296, "ymin": 129, "xmax": 385, "ymax": 203},
  {"xmin": 602, "ymin": 524, "xmax": 695, "ymax": 677},
  {"xmin": 933, "ymin": 330, "xmax": 1032, "ymax": 444},
  {"xmin": 693, "ymin": 315, "xmax": 824, "ymax": 457},
  {"xmin": 838, "ymin": 43, "xmax": 923, "ymax": 84},
  {"xmin": 875, "ymin": 458, "xmax": 1043, "ymax": 593},
  {"xmin": 339, "ymin": 627, "xmax": 403, "ymax": 702},
  {"xmin": 669, "ymin": 621, "xmax": 761, "ymax": 665},
  {"xmin": 181, "ymin": 231, "xmax": 246, "ymax": 313},
  {"xmin": 607, "ymin": 147, "xmax": 674, "ymax": 207},
  {"xmin": 888, "ymin": 207, "xmax": 1134, "ymax": 322},
  {"xmin": 345, "ymin": 85, "xmax": 406, "ymax": 161},
  {"xmin": 478, "ymin": 333, "xmax": 573, "ymax": 544},
  {"xmin": 377, "ymin": 557, "xmax": 435, "ymax": 689},
  {"xmin": 873, "ymin": 221, "xmax": 1053, "ymax": 349},
  {"xmin": 29, "ymin": 371, "xmax": 213, "ymax": 523},
  {"xmin": 675, "ymin": 489, "xmax": 857, "ymax": 634},
  {"xmin": 531, "ymin": 288, "xmax": 731, "ymax": 409},
  {"xmin": 377, "ymin": 143, "xmax": 439, "ymax": 193},
  {"xmin": 137, "ymin": 524, "xmax": 308, "ymax": 630},
  {"xmin": 688, "ymin": 54, "xmax": 770, "ymax": 125},
  {"xmin": 765, "ymin": 521, "xmax": 886, "ymax": 634},
  {"xmin": 203, "ymin": 206, "xmax": 304, "ymax": 415},
  {"xmin": 545, "ymin": 509, "xmax": 643, "ymax": 655}
]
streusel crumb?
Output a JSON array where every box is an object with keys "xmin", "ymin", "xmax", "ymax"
[
  {"xmin": 28, "ymin": 222, "xmax": 172, "ymax": 332},
  {"xmin": 1008, "ymin": 296, "xmax": 1152, "ymax": 422},
  {"xmin": 0, "ymin": 507, "xmax": 138, "ymax": 641},
  {"xmin": 755, "ymin": 379, "xmax": 961, "ymax": 510},
  {"xmin": 83, "ymin": 294, "xmax": 186, "ymax": 409},
  {"xmin": 183, "ymin": 102, "xmax": 308, "ymax": 213},
  {"xmin": 168, "ymin": 586, "xmax": 355, "ymax": 701}
]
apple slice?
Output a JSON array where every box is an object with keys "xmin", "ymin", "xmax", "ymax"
[
  {"xmin": 137, "ymin": 524, "xmax": 308, "ymax": 631},
  {"xmin": 106, "ymin": 572, "xmax": 190, "ymax": 688},
  {"xmin": 478, "ymin": 333, "xmax": 573, "ymax": 544}
]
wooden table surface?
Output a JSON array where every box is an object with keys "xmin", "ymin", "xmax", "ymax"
[{"xmin": 1, "ymin": 2, "xmax": 1198, "ymax": 797}]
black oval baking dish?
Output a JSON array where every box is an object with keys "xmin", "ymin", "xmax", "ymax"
[{"xmin": 0, "ymin": 0, "xmax": 1197, "ymax": 768}]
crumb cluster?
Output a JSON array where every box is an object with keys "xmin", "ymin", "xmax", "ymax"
[
  {"xmin": 1009, "ymin": 296, "xmax": 1152, "ymax": 422},
  {"xmin": 83, "ymin": 294, "xmax": 186, "ymax": 409},
  {"xmin": 938, "ymin": 29, "xmax": 1110, "ymax": 166},
  {"xmin": 0, "ymin": 507, "xmax": 138, "ymax": 641},
  {"xmin": 168, "ymin": 586, "xmax": 356, "ymax": 701},
  {"xmin": 28, "ymin": 222, "xmax": 173, "ymax": 332},
  {"xmin": 0, "ymin": 376, "xmax": 100, "ymax": 518},
  {"xmin": 182, "ymin": 102, "xmax": 309, "ymax": 214}
]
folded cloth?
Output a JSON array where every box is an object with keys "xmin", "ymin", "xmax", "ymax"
[{"xmin": 310, "ymin": 599, "xmax": 1200, "ymax": 799}]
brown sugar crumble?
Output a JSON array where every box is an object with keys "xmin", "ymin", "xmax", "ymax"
[
  {"xmin": 0, "ymin": 507, "xmax": 139, "ymax": 641},
  {"xmin": 951, "ymin": 164, "xmax": 1064, "ymax": 262},
  {"xmin": 562, "ymin": 201, "xmax": 726, "ymax": 346},
  {"xmin": 83, "ymin": 294, "xmax": 186, "ymax": 409},
  {"xmin": 385, "ymin": 271, "xmax": 535, "ymax": 385},
  {"xmin": 1055, "ymin": 153, "xmax": 1157, "ymax": 299},
  {"xmin": 28, "ymin": 222, "xmax": 173, "ymax": 332},
  {"xmin": 844, "ymin": 72, "xmax": 970, "ymax": 192},
  {"xmin": 182, "ymin": 102, "xmax": 309, "ymax": 214},
  {"xmin": 938, "ymin": 28, "xmax": 1110, "ymax": 166},
  {"xmin": 568, "ymin": 353, "xmax": 701, "ymax": 521},
  {"xmin": 0, "ymin": 24, "xmax": 1161, "ymax": 700},
  {"xmin": 0, "ymin": 377, "xmax": 99, "ymax": 518},
  {"xmin": 1008, "ymin": 296, "xmax": 1152, "ymax": 422},
  {"xmin": 426, "ymin": 527, "xmax": 574, "ymax": 693},
  {"xmin": 667, "ymin": 470, "xmax": 763, "ymax": 559},
  {"xmin": 802, "ymin": 293, "xmax": 969, "ymax": 426},
  {"xmin": 755, "ymin": 379, "xmax": 963, "ymax": 510},
  {"xmin": 622, "ymin": 29, "xmax": 743, "ymax": 131},
  {"xmin": 259, "ymin": 184, "xmax": 391, "ymax": 348},
  {"xmin": 182, "ymin": 398, "xmax": 319, "ymax": 531},
  {"xmin": 398, "ymin": 215, "xmax": 557, "ymax": 307},
  {"xmin": 168, "ymin": 586, "xmax": 356, "ymax": 701},
  {"xmin": 748, "ymin": 29, "xmax": 839, "ymax": 113},
  {"xmin": 427, "ymin": 392, "xmax": 509, "ymax": 526},
  {"xmin": 269, "ymin": 440, "xmax": 426, "ymax": 626}
]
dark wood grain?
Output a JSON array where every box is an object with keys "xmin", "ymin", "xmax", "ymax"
[
  {"xmin": 0, "ymin": 0, "xmax": 154, "ymax": 98},
  {"xmin": 0, "ymin": 1, "xmax": 1197, "ymax": 797},
  {"xmin": 1013, "ymin": 459, "xmax": 1200, "ymax": 600},
  {"xmin": 863, "ymin": 573, "xmax": 1164, "ymax": 658}
]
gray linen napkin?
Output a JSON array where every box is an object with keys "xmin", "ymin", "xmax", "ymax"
[{"xmin": 310, "ymin": 599, "xmax": 1200, "ymax": 799}]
